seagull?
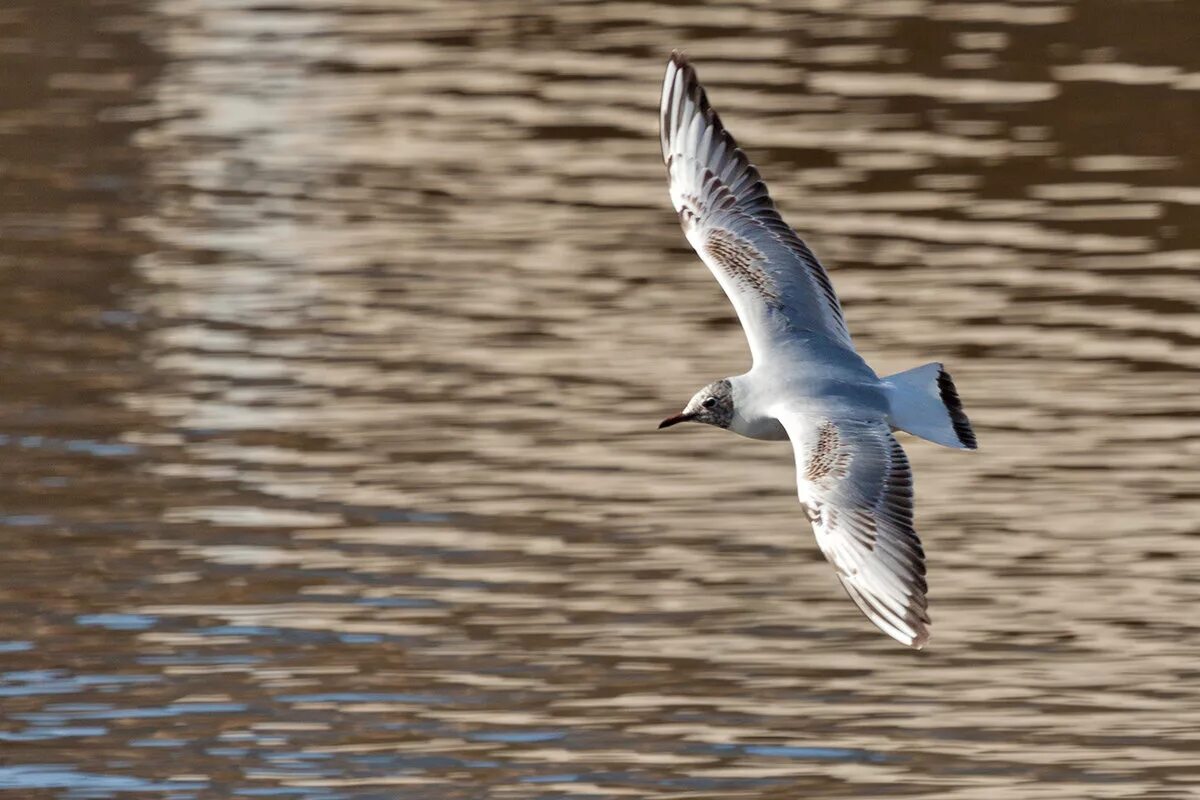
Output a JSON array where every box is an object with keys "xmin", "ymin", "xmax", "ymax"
[{"xmin": 656, "ymin": 53, "xmax": 977, "ymax": 648}]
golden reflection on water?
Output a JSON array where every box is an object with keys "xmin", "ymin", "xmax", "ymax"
[{"xmin": 0, "ymin": 0, "xmax": 1198, "ymax": 797}]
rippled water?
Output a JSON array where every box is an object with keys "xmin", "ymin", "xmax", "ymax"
[{"xmin": 1, "ymin": 0, "xmax": 1198, "ymax": 797}]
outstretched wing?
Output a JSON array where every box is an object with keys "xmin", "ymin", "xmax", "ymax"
[
  {"xmin": 660, "ymin": 53, "xmax": 853, "ymax": 362},
  {"xmin": 776, "ymin": 412, "xmax": 930, "ymax": 648}
]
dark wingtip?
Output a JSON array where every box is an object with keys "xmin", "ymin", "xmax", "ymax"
[
  {"xmin": 910, "ymin": 626, "xmax": 931, "ymax": 650},
  {"xmin": 662, "ymin": 52, "xmax": 731, "ymax": 152},
  {"xmin": 666, "ymin": 51, "xmax": 701, "ymax": 92},
  {"xmin": 936, "ymin": 366, "xmax": 978, "ymax": 450}
]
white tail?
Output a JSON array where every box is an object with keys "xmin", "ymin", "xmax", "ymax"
[{"xmin": 883, "ymin": 363, "xmax": 977, "ymax": 450}]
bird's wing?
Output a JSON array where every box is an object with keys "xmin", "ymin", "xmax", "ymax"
[
  {"xmin": 775, "ymin": 410, "xmax": 930, "ymax": 648},
  {"xmin": 660, "ymin": 53, "xmax": 853, "ymax": 363}
]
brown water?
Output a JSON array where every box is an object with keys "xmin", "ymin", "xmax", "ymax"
[{"xmin": 1, "ymin": 0, "xmax": 1198, "ymax": 797}]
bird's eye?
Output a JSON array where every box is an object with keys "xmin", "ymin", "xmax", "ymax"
[{"xmin": 702, "ymin": 397, "xmax": 718, "ymax": 409}]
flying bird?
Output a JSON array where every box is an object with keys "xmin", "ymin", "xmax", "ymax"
[{"xmin": 657, "ymin": 53, "xmax": 977, "ymax": 648}]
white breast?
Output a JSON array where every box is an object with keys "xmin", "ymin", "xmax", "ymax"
[
  {"xmin": 731, "ymin": 412, "xmax": 789, "ymax": 441},
  {"xmin": 728, "ymin": 376, "xmax": 790, "ymax": 440}
]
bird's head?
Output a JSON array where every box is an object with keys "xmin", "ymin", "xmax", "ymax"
[{"xmin": 659, "ymin": 378, "xmax": 734, "ymax": 431}]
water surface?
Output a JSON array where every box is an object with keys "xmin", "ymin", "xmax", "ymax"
[{"xmin": 1, "ymin": 0, "xmax": 1198, "ymax": 797}]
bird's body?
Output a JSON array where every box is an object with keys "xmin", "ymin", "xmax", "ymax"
[
  {"xmin": 657, "ymin": 53, "xmax": 977, "ymax": 648},
  {"xmin": 724, "ymin": 342, "xmax": 887, "ymax": 441}
]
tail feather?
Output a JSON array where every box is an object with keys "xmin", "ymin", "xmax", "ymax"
[
  {"xmin": 935, "ymin": 367, "xmax": 977, "ymax": 450},
  {"xmin": 884, "ymin": 363, "xmax": 977, "ymax": 450}
]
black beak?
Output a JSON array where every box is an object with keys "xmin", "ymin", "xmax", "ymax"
[{"xmin": 658, "ymin": 412, "xmax": 694, "ymax": 429}]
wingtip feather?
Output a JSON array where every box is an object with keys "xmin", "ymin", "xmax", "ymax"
[{"xmin": 839, "ymin": 576, "xmax": 930, "ymax": 649}]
